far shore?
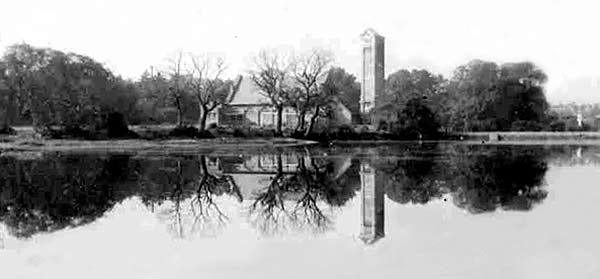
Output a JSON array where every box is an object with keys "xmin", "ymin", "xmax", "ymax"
[
  {"xmin": 0, "ymin": 137, "xmax": 318, "ymax": 155},
  {"xmin": 3, "ymin": 128, "xmax": 600, "ymax": 155}
]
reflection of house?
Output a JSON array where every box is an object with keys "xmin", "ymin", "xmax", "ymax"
[
  {"xmin": 213, "ymin": 154, "xmax": 352, "ymax": 201},
  {"xmin": 208, "ymin": 76, "xmax": 353, "ymax": 129}
]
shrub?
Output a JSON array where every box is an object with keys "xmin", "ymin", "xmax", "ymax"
[
  {"xmin": 232, "ymin": 128, "xmax": 247, "ymax": 138},
  {"xmin": 169, "ymin": 126, "xmax": 214, "ymax": 139},
  {"xmin": 566, "ymin": 123, "xmax": 592, "ymax": 132},
  {"xmin": 511, "ymin": 120, "xmax": 543, "ymax": 131},
  {"xmin": 106, "ymin": 112, "xmax": 131, "ymax": 138},
  {"xmin": 0, "ymin": 126, "xmax": 16, "ymax": 135},
  {"xmin": 231, "ymin": 127, "xmax": 276, "ymax": 138},
  {"xmin": 335, "ymin": 125, "xmax": 355, "ymax": 139},
  {"xmin": 43, "ymin": 126, "xmax": 96, "ymax": 140},
  {"xmin": 390, "ymin": 97, "xmax": 440, "ymax": 139},
  {"xmin": 548, "ymin": 121, "xmax": 566, "ymax": 132}
]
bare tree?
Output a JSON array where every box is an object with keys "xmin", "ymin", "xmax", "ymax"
[
  {"xmin": 291, "ymin": 49, "xmax": 333, "ymax": 134},
  {"xmin": 250, "ymin": 50, "xmax": 292, "ymax": 136},
  {"xmin": 164, "ymin": 51, "xmax": 188, "ymax": 127},
  {"xmin": 187, "ymin": 55, "xmax": 230, "ymax": 131}
]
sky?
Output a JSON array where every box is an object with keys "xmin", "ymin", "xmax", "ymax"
[{"xmin": 1, "ymin": 0, "xmax": 599, "ymax": 104}]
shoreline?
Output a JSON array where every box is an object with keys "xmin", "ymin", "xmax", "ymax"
[
  {"xmin": 3, "ymin": 131, "xmax": 600, "ymax": 155},
  {"xmin": 0, "ymin": 137, "xmax": 319, "ymax": 154}
]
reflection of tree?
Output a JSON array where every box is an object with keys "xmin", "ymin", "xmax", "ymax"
[
  {"xmin": 246, "ymin": 151, "xmax": 359, "ymax": 236},
  {"xmin": 375, "ymin": 145, "xmax": 447, "ymax": 204},
  {"xmin": 189, "ymin": 155, "xmax": 239, "ymax": 237},
  {"xmin": 247, "ymin": 155, "xmax": 291, "ymax": 236},
  {"xmin": 0, "ymin": 155, "xmax": 132, "ymax": 238},
  {"xmin": 288, "ymin": 156, "xmax": 332, "ymax": 234},
  {"xmin": 448, "ymin": 146, "xmax": 549, "ymax": 213},
  {"xmin": 153, "ymin": 159, "xmax": 191, "ymax": 238},
  {"xmin": 545, "ymin": 145, "xmax": 600, "ymax": 166},
  {"xmin": 372, "ymin": 144, "xmax": 550, "ymax": 213},
  {"xmin": 145, "ymin": 156, "xmax": 241, "ymax": 239},
  {"xmin": 0, "ymin": 151, "xmax": 360, "ymax": 239}
]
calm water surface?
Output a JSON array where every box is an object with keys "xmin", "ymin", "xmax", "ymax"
[{"xmin": 1, "ymin": 143, "xmax": 599, "ymax": 278}]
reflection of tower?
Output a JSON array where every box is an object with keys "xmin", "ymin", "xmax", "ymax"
[
  {"xmin": 360, "ymin": 28, "xmax": 385, "ymax": 123},
  {"xmin": 359, "ymin": 162, "xmax": 384, "ymax": 244}
]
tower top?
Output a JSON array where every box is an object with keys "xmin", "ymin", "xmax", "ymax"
[{"xmin": 360, "ymin": 28, "xmax": 384, "ymax": 42}]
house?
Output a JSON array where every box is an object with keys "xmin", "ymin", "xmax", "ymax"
[
  {"xmin": 207, "ymin": 76, "xmax": 301, "ymax": 128},
  {"xmin": 209, "ymin": 76, "xmax": 353, "ymax": 130}
]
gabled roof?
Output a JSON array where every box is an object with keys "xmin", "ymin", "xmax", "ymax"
[{"xmin": 227, "ymin": 76, "xmax": 271, "ymax": 106}]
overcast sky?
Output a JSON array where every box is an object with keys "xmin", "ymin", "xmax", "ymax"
[{"xmin": 1, "ymin": 0, "xmax": 599, "ymax": 103}]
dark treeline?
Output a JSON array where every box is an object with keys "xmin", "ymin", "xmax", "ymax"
[
  {"xmin": 376, "ymin": 60, "xmax": 552, "ymax": 139},
  {"xmin": 0, "ymin": 43, "xmax": 568, "ymax": 139},
  {"xmin": 1, "ymin": 144, "xmax": 589, "ymax": 238}
]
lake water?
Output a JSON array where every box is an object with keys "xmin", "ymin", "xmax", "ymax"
[{"xmin": 1, "ymin": 143, "xmax": 599, "ymax": 278}]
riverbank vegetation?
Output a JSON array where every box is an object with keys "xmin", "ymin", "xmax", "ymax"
[{"xmin": 1, "ymin": 43, "xmax": 597, "ymax": 143}]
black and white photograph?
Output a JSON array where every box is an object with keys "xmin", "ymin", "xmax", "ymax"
[{"xmin": 0, "ymin": 0, "xmax": 599, "ymax": 278}]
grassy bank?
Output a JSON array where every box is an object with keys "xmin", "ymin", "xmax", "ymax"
[
  {"xmin": 0, "ymin": 126, "xmax": 317, "ymax": 154},
  {"xmin": 4, "ymin": 126, "xmax": 600, "ymax": 155},
  {"xmin": 453, "ymin": 131, "xmax": 600, "ymax": 141}
]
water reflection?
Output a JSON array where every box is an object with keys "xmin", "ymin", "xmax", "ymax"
[
  {"xmin": 359, "ymin": 162, "xmax": 384, "ymax": 244},
  {"xmin": 1, "ymin": 144, "xmax": 598, "ymax": 243}
]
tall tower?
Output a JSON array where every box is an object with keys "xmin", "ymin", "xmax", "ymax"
[
  {"xmin": 359, "ymin": 162, "xmax": 385, "ymax": 244},
  {"xmin": 360, "ymin": 29, "xmax": 385, "ymax": 123}
]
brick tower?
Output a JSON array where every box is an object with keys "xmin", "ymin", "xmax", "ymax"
[{"xmin": 360, "ymin": 28, "xmax": 385, "ymax": 124}]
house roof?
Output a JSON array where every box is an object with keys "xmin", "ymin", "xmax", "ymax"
[{"xmin": 227, "ymin": 76, "xmax": 271, "ymax": 106}]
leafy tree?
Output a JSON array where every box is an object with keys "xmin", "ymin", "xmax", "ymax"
[
  {"xmin": 491, "ymin": 62, "xmax": 549, "ymax": 130},
  {"xmin": 0, "ymin": 43, "xmax": 131, "ymax": 136},
  {"xmin": 0, "ymin": 59, "xmax": 14, "ymax": 132},
  {"xmin": 325, "ymin": 67, "xmax": 360, "ymax": 122},
  {"xmin": 136, "ymin": 69, "xmax": 171, "ymax": 123},
  {"xmin": 393, "ymin": 97, "xmax": 440, "ymax": 139},
  {"xmin": 379, "ymin": 69, "xmax": 444, "ymax": 134},
  {"xmin": 443, "ymin": 60, "xmax": 500, "ymax": 131},
  {"xmin": 443, "ymin": 60, "xmax": 549, "ymax": 131},
  {"xmin": 384, "ymin": 69, "xmax": 444, "ymax": 107}
]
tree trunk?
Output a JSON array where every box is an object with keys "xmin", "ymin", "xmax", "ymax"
[
  {"xmin": 175, "ymin": 96, "xmax": 184, "ymax": 127},
  {"xmin": 276, "ymin": 106, "xmax": 283, "ymax": 137},
  {"xmin": 2, "ymin": 89, "xmax": 15, "ymax": 130},
  {"xmin": 176, "ymin": 109, "xmax": 183, "ymax": 127},
  {"xmin": 198, "ymin": 106, "xmax": 208, "ymax": 131},
  {"xmin": 304, "ymin": 106, "xmax": 320, "ymax": 137},
  {"xmin": 295, "ymin": 110, "xmax": 306, "ymax": 133},
  {"xmin": 199, "ymin": 155, "xmax": 208, "ymax": 176}
]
